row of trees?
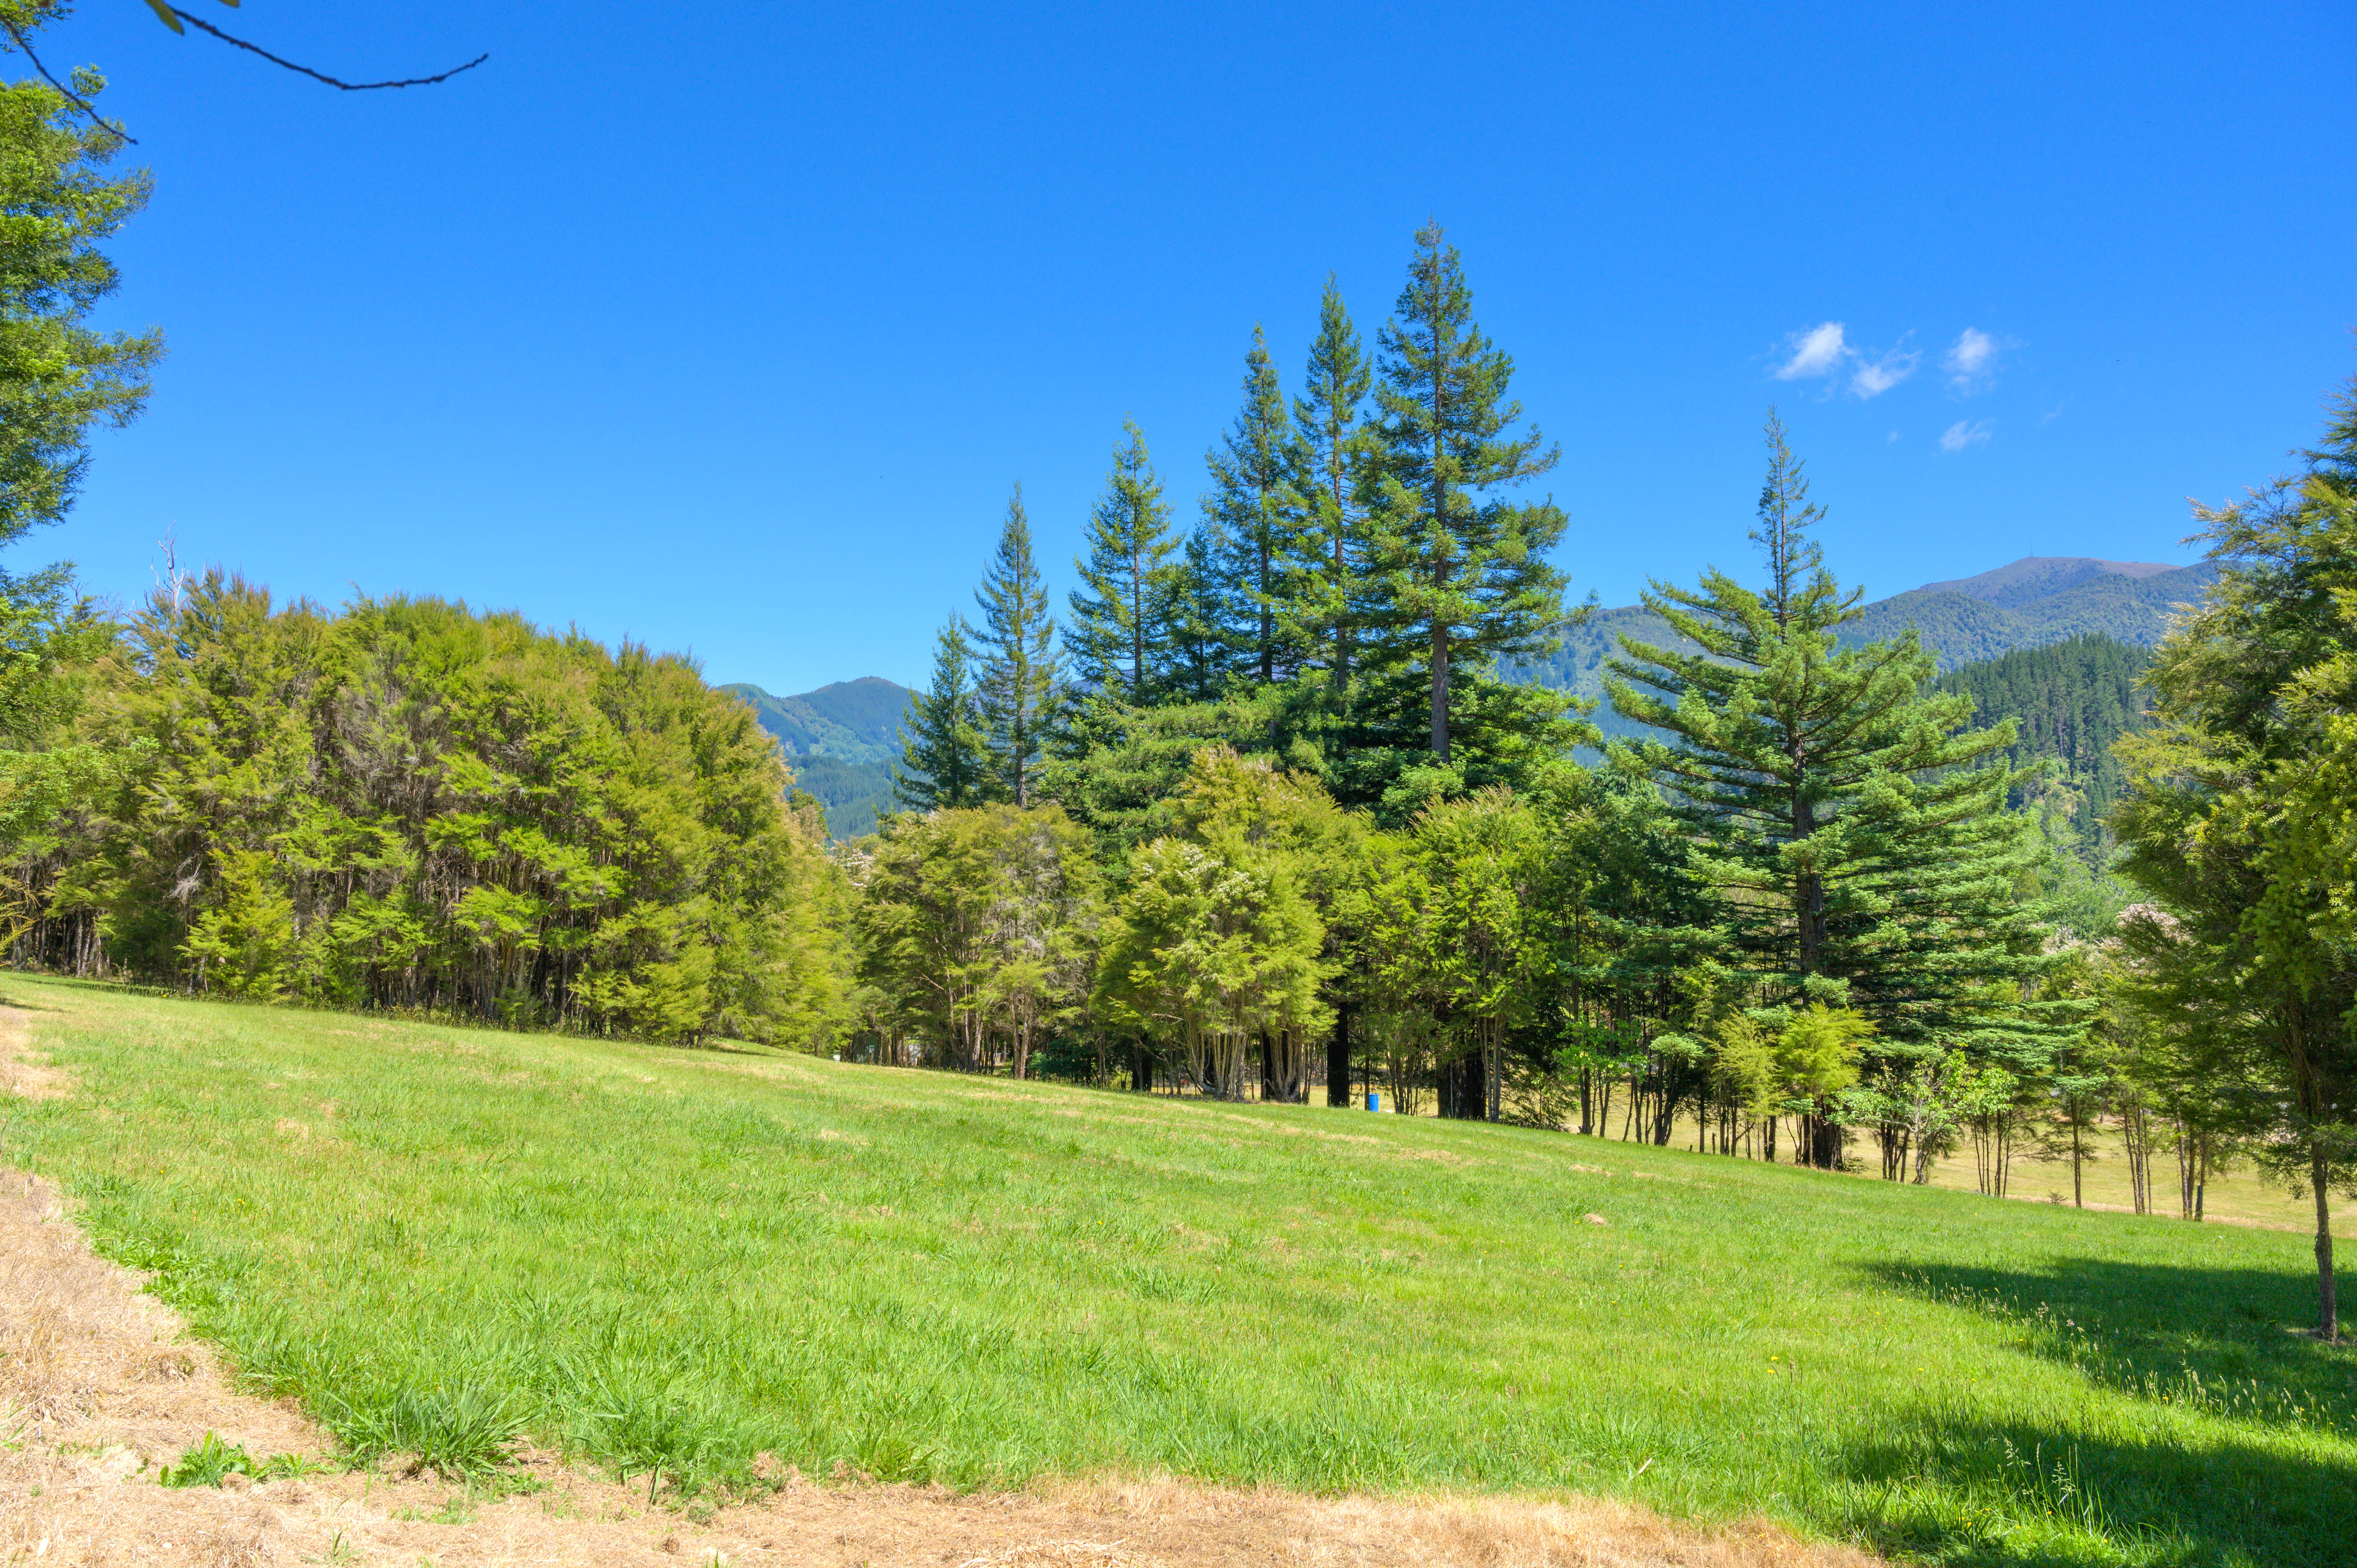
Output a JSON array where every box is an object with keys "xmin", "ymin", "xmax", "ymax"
[
  {"xmin": 10, "ymin": 579, "xmax": 852, "ymax": 1043},
  {"xmin": 863, "ymin": 225, "xmax": 2357, "ymax": 1336},
  {"xmin": 861, "ymin": 206, "xmax": 2080, "ymax": 1186},
  {"xmin": 896, "ymin": 225, "xmax": 1580, "ymax": 825}
]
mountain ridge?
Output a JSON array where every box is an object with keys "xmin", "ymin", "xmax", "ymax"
[
  {"xmin": 721, "ymin": 676, "xmax": 912, "ymax": 839},
  {"xmin": 1513, "ymin": 556, "xmax": 2218, "ymax": 737}
]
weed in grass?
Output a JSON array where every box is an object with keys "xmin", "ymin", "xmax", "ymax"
[
  {"xmin": 303, "ymin": 1529, "xmax": 359, "ymax": 1566},
  {"xmin": 159, "ymin": 1431, "xmax": 253, "ymax": 1487},
  {"xmin": 327, "ymin": 1381, "xmax": 525, "ymax": 1477}
]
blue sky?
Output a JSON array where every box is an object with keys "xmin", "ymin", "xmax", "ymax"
[{"xmin": 25, "ymin": 0, "xmax": 2357, "ymax": 693}]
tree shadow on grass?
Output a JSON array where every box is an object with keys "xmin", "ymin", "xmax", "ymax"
[
  {"xmin": 1835, "ymin": 1257, "xmax": 2357, "ymax": 1565},
  {"xmin": 1864, "ymin": 1257, "xmax": 2357, "ymax": 1423},
  {"xmin": 1824, "ymin": 1412, "xmax": 2357, "ymax": 1568}
]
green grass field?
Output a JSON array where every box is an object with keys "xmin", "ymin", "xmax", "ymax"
[{"xmin": 7, "ymin": 973, "xmax": 2353, "ymax": 1567}]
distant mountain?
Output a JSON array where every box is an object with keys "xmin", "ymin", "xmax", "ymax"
[
  {"xmin": 1841, "ymin": 558, "xmax": 2221, "ymax": 669},
  {"xmin": 721, "ymin": 676, "xmax": 912, "ymax": 839},
  {"xmin": 1513, "ymin": 556, "xmax": 2217, "ymax": 743},
  {"xmin": 1915, "ymin": 556, "xmax": 2184, "ymax": 609}
]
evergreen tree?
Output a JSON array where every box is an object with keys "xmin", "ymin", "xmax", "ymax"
[
  {"xmin": 1608, "ymin": 415, "xmax": 2062, "ymax": 1164},
  {"xmin": 1205, "ymin": 324, "xmax": 1313, "ymax": 685},
  {"xmin": 893, "ymin": 612, "xmax": 992, "ymax": 811},
  {"xmin": 972, "ymin": 484, "xmax": 1061, "ymax": 807},
  {"xmin": 1066, "ymin": 418, "xmax": 1180, "ymax": 701},
  {"xmin": 1164, "ymin": 525, "xmax": 1232, "ymax": 704},
  {"xmin": 0, "ymin": 73, "xmax": 162, "ymax": 553},
  {"xmin": 1362, "ymin": 222, "xmax": 1570, "ymax": 762},
  {"xmin": 1292, "ymin": 275, "xmax": 1376, "ymax": 702}
]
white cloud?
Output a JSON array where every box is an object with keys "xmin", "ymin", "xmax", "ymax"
[
  {"xmin": 1944, "ymin": 328, "xmax": 2002, "ymax": 391},
  {"xmin": 1850, "ymin": 346, "xmax": 1919, "ymax": 399},
  {"xmin": 1775, "ymin": 322, "xmax": 1848, "ymax": 380},
  {"xmin": 1939, "ymin": 418, "xmax": 1993, "ymax": 453}
]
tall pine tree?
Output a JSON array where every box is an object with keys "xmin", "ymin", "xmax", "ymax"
[
  {"xmin": 1607, "ymin": 414, "xmax": 2061, "ymax": 1161},
  {"xmin": 1293, "ymin": 275, "xmax": 1376, "ymax": 703},
  {"xmin": 1205, "ymin": 325, "xmax": 1314, "ymax": 686},
  {"xmin": 973, "ymin": 485, "xmax": 1061, "ymax": 807},
  {"xmin": 1164, "ymin": 526, "xmax": 1233, "ymax": 704},
  {"xmin": 894, "ymin": 612, "xmax": 993, "ymax": 811},
  {"xmin": 1067, "ymin": 418, "xmax": 1180, "ymax": 701},
  {"xmin": 1362, "ymin": 222, "xmax": 1572, "ymax": 764}
]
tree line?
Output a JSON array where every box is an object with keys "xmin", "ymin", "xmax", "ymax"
[{"xmin": 856, "ymin": 228, "xmax": 2357, "ymax": 1338}]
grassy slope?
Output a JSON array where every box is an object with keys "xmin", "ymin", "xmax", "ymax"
[{"xmin": 9, "ymin": 975, "xmax": 2353, "ymax": 1566}]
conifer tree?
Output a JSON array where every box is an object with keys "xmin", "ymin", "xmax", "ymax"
[
  {"xmin": 1205, "ymin": 324, "xmax": 1313, "ymax": 685},
  {"xmin": 0, "ymin": 74, "xmax": 162, "ymax": 553},
  {"xmin": 1066, "ymin": 418, "xmax": 1180, "ymax": 701},
  {"xmin": 1164, "ymin": 526, "xmax": 1232, "ymax": 704},
  {"xmin": 893, "ymin": 613, "xmax": 993, "ymax": 811},
  {"xmin": 1363, "ymin": 222, "xmax": 1569, "ymax": 761},
  {"xmin": 1608, "ymin": 415, "xmax": 2061, "ymax": 1164},
  {"xmin": 973, "ymin": 485, "xmax": 1061, "ymax": 808},
  {"xmin": 1293, "ymin": 275, "xmax": 1376, "ymax": 701}
]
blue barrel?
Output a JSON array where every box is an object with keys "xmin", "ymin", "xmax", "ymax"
[{"xmin": 1365, "ymin": 1091, "xmax": 1380, "ymax": 1112}]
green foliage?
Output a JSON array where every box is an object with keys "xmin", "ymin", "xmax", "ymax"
[
  {"xmin": 157, "ymin": 1430, "xmax": 308, "ymax": 1488},
  {"xmin": 1096, "ymin": 749, "xmax": 1334, "ymax": 1097},
  {"xmin": 972, "ymin": 486, "xmax": 1061, "ymax": 808},
  {"xmin": 27, "ymin": 576, "xmax": 852, "ymax": 1044},
  {"xmin": 1203, "ymin": 325, "xmax": 1316, "ymax": 687},
  {"xmin": 0, "ymin": 69, "xmax": 161, "ymax": 549},
  {"xmin": 1609, "ymin": 415, "xmax": 2061, "ymax": 1076},
  {"xmin": 1358, "ymin": 221, "xmax": 1573, "ymax": 768},
  {"xmin": 158, "ymin": 1430, "xmax": 255, "ymax": 1488},
  {"xmin": 1931, "ymin": 632, "xmax": 2152, "ymax": 852},
  {"xmin": 1066, "ymin": 418, "xmax": 1182, "ymax": 701},
  {"xmin": 1045, "ymin": 683, "xmax": 1330, "ymax": 867},
  {"xmin": 2113, "ymin": 373, "xmax": 2357, "ymax": 1337},
  {"xmin": 894, "ymin": 613, "xmax": 993, "ymax": 813},
  {"xmin": 855, "ymin": 801, "xmax": 1099, "ymax": 1077},
  {"xmin": 1290, "ymin": 274, "xmax": 1377, "ymax": 703},
  {"xmin": 1776, "ymin": 1002, "xmax": 1870, "ymax": 1104}
]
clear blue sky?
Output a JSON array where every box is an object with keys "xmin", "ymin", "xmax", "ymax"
[{"xmin": 27, "ymin": 0, "xmax": 2357, "ymax": 694}]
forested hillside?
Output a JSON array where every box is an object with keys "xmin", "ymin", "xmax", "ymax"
[
  {"xmin": 1931, "ymin": 632, "xmax": 2152, "ymax": 829},
  {"xmin": 721, "ymin": 676, "xmax": 911, "ymax": 837},
  {"xmin": 1844, "ymin": 559, "xmax": 2217, "ymax": 665}
]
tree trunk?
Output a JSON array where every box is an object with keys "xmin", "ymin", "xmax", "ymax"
[
  {"xmin": 1131, "ymin": 1039, "xmax": 1152, "ymax": 1093},
  {"xmin": 2314, "ymin": 1139, "xmax": 2339, "ymax": 1341},
  {"xmin": 1438, "ymin": 1051, "xmax": 1487, "ymax": 1119},
  {"xmin": 1327, "ymin": 1003, "xmax": 1352, "ymax": 1107}
]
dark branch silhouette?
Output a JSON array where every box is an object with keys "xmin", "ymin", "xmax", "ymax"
[
  {"xmin": 2, "ymin": 4, "xmax": 486, "ymax": 145},
  {"xmin": 0, "ymin": 20, "xmax": 136, "ymax": 141},
  {"xmin": 163, "ymin": 9, "xmax": 488, "ymax": 92}
]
